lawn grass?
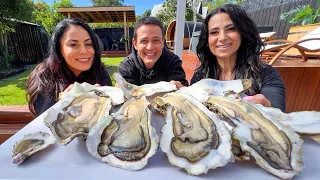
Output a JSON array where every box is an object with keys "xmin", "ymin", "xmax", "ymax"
[
  {"xmin": 102, "ymin": 57, "xmax": 124, "ymax": 85},
  {"xmin": 0, "ymin": 57, "xmax": 124, "ymax": 105},
  {"xmin": 0, "ymin": 67, "xmax": 34, "ymax": 105}
]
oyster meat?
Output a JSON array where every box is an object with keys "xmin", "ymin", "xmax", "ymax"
[
  {"xmin": 12, "ymin": 132, "xmax": 55, "ymax": 164},
  {"xmin": 204, "ymin": 96, "xmax": 303, "ymax": 179},
  {"xmin": 44, "ymin": 90, "xmax": 112, "ymax": 145},
  {"xmin": 152, "ymin": 92, "xmax": 232, "ymax": 175},
  {"xmin": 86, "ymin": 95, "xmax": 159, "ymax": 170}
]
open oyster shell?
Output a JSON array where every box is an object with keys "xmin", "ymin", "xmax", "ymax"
[
  {"xmin": 257, "ymin": 107, "xmax": 320, "ymax": 135},
  {"xmin": 177, "ymin": 78, "xmax": 251, "ymax": 102},
  {"xmin": 44, "ymin": 90, "xmax": 113, "ymax": 145},
  {"xmin": 59, "ymin": 82, "xmax": 124, "ymax": 106},
  {"xmin": 204, "ymin": 96, "xmax": 303, "ymax": 179},
  {"xmin": 12, "ymin": 132, "xmax": 55, "ymax": 164},
  {"xmin": 86, "ymin": 95, "xmax": 159, "ymax": 170},
  {"xmin": 152, "ymin": 92, "xmax": 232, "ymax": 175},
  {"xmin": 113, "ymin": 72, "xmax": 177, "ymax": 99}
]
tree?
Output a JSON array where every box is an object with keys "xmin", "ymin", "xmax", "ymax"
[
  {"xmin": 141, "ymin": 9, "xmax": 151, "ymax": 18},
  {"xmin": 0, "ymin": 0, "xmax": 33, "ymax": 69},
  {"xmin": 0, "ymin": 0, "xmax": 34, "ymax": 34},
  {"xmin": 90, "ymin": 0, "xmax": 124, "ymax": 6},
  {"xmin": 33, "ymin": 0, "xmax": 74, "ymax": 35},
  {"xmin": 203, "ymin": 0, "xmax": 244, "ymax": 13},
  {"xmin": 156, "ymin": 0, "xmax": 193, "ymax": 27}
]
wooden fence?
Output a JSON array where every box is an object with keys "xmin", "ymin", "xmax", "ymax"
[
  {"xmin": 247, "ymin": 0, "xmax": 319, "ymax": 39},
  {"xmin": 0, "ymin": 21, "xmax": 49, "ymax": 67}
]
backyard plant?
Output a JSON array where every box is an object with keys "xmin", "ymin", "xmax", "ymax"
[
  {"xmin": 0, "ymin": 43, "xmax": 15, "ymax": 70},
  {"xmin": 280, "ymin": 3, "xmax": 320, "ymax": 25}
]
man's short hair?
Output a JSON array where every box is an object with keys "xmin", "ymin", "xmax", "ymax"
[{"xmin": 133, "ymin": 16, "xmax": 164, "ymax": 40}]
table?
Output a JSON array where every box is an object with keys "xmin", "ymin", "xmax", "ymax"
[{"xmin": 1, "ymin": 106, "xmax": 320, "ymax": 180}]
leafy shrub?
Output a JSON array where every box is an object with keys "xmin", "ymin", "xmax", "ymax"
[{"xmin": 0, "ymin": 43, "xmax": 15, "ymax": 70}]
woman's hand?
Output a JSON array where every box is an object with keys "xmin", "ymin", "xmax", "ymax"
[
  {"xmin": 243, "ymin": 94, "xmax": 271, "ymax": 107},
  {"xmin": 114, "ymin": 82, "xmax": 121, "ymax": 88},
  {"xmin": 170, "ymin": 80, "xmax": 185, "ymax": 89}
]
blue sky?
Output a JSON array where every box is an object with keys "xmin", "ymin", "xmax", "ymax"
[{"xmin": 33, "ymin": 0, "xmax": 165, "ymax": 15}]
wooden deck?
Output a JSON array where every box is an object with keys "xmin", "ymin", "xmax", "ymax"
[
  {"xmin": 101, "ymin": 50, "xmax": 130, "ymax": 57},
  {"xmin": 181, "ymin": 50, "xmax": 200, "ymax": 83}
]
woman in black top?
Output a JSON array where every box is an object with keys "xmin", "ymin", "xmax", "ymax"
[
  {"xmin": 27, "ymin": 18, "xmax": 112, "ymax": 116},
  {"xmin": 191, "ymin": 4, "xmax": 285, "ymax": 112}
]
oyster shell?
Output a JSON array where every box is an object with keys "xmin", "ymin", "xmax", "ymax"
[
  {"xmin": 12, "ymin": 132, "xmax": 55, "ymax": 164},
  {"xmin": 152, "ymin": 92, "xmax": 232, "ymax": 175},
  {"xmin": 257, "ymin": 107, "xmax": 320, "ymax": 135},
  {"xmin": 86, "ymin": 95, "xmax": 159, "ymax": 170},
  {"xmin": 204, "ymin": 96, "xmax": 303, "ymax": 179},
  {"xmin": 113, "ymin": 72, "xmax": 177, "ymax": 99},
  {"xmin": 177, "ymin": 78, "xmax": 251, "ymax": 102},
  {"xmin": 44, "ymin": 90, "xmax": 112, "ymax": 145},
  {"xmin": 59, "ymin": 82, "xmax": 124, "ymax": 106}
]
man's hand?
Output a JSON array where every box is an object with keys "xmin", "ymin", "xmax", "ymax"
[
  {"xmin": 243, "ymin": 94, "xmax": 271, "ymax": 107},
  {"xmin": 169, "ymin": 80, "xmax": 185, "ymax": 89}
]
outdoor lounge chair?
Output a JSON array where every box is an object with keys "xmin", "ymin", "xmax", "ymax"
[
  {"xmin": 262, "ymin": 25, "xmax": 320, "ymax": 65},
  {"xmin": 259, "ymin": 31, "xmax": 276, "ymax": 42}
]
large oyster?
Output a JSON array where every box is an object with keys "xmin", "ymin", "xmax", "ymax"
[
  {"xmin": 257, "ymin": 107, "xmax": 320, "ymax": 142},
  {"xmin": 152, "ymin": 92, "xmax": 232, "ymax": 175},
  {"xmin": 204, "ymin": 96, "xmax": 303, "ymax": 179},
  {"xmin": 113, "ymin": 72, "xmax": 177, "ymax": 99},
  {"xmin": 44, "ymin": 89, "xmax": 112, "ymax": 145},
  {"xmin": 177, "ymin": 78, "xmax": 251, "ymax": 102},
  {"xmin": 86, "ymin": 95, "xmax": 159, "ymax": 170},
  {"xmin": 59, "ymin": 82, "xmax": 124, "ymax": 105},
  {"xmin": 12, "ymin": 132, "xmax": 55, "ymax": 164}
]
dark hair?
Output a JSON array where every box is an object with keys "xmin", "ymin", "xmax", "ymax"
[
  {"xmin": 133, "ymin": 16, "xmax": 164, "ymax": 40},
  {"xmin": 27, "ymin": 18, "xmax": 103, "ymax": 115},
  {"xmin": 196, "ymin": 4, "xmax": 265, "ymax": 95}
]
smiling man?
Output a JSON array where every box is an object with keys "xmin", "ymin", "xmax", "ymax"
[{"xmin": 118, "ymin": 16, "xmax": 188, "ymax": 88}]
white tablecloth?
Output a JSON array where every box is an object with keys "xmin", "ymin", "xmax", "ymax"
[{"xmin": 1, "ymin": 108, "xmax": 320, "ymax": 180}]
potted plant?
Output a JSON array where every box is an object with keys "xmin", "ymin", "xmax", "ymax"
[
  {"xmin": 279, "ymin": 3, "xmax": 319, "ymax": 55},
  {"xmin": 280, "ymin": 4, "xmax": 320, "ymax": 25}
]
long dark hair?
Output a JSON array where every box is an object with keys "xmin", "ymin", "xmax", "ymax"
[
  {"xmin": 27, "ymin": 18, "xmax": 103, "ymax": 115},
  {"xmin": 196, "ymin": 4, "xmax": 265, "ymax": 95}
]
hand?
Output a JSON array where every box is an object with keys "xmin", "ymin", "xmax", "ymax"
[
  {"xmin": 94, "ymin": 83, "xmax": 101, "ymax": 87},
  {"xmin": 64, "ymin": 84, "xmax": 74, "ymax": 92},
  {"xmin": 242, "ymin": 94, "xmax": 271, "ymax": 107},
  {"xmin": 114, "ymin": 82, "xmax": 121, "ymax": 88},
  {"xmin": 170, "ymin": 80, "xmax": 185, "ymax": 89}
]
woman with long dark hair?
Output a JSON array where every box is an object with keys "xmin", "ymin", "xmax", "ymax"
[
  {"xmin": 191, "ymin": 4, "xmax": 285, "ymax": 112},
  {"xmin": 27, "ymin": 18, "xmax": 112, "ymax": 116}
]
